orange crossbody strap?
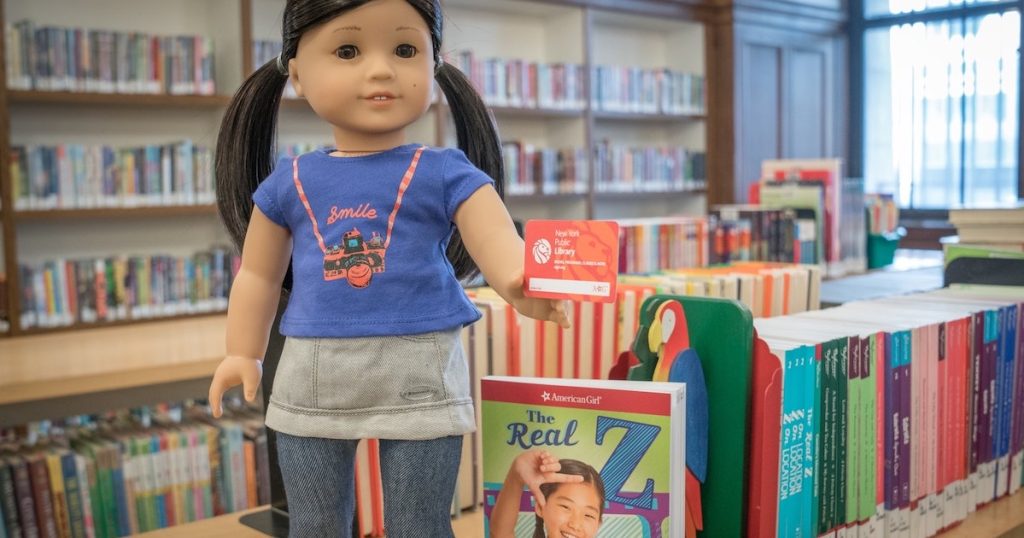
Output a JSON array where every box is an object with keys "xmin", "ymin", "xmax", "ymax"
[
  {"xmin": 292, "ymin": 156, "xmax": 329, "ymax": 254},
  {"xmin": 291, "ymin": 146, "xmax": 427, "ymax": 255},
  {"xmin": 384, "ymin": 146, "xmax": 426, "ymax": 249}
]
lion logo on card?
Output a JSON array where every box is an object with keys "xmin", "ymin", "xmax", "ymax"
[{"xmin": 532, "ymin": 238, "xmax": 552, "ymax": 264}]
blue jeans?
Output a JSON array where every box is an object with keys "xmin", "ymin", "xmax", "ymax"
[{"xmin": 275, "ymin": 432, "xmax": 463, "ymax": 538}]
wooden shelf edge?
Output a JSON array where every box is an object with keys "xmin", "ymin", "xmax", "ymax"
[
  {"xmin": 939, "ymin": 489, "xmax": 1024, "ymax": 537},
  {"xmin": 0, "ymin": 359, "xmax": 222, "ymax": 406},
  {"xmin": 13, "ymin": 311, "xmax": 226, "ymax": 336},
  {"xmin": 14, "ymin": 204, "xmax": 218, "ymax": 220},
  {"xmin": 0, "ymin": 315, "xmax": 226, "ymax": 402},
  {"xmin": 7, "ymin": 89, "xmax": 231, "ymax": 107},
  {"xmin": 593, "ymin": 110, "xmax": 706, "ymax": 122}
]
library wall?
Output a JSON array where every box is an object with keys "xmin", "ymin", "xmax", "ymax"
[{"xmin": 705, "ymin": 0, "xmax": 847, "ymax": 205}]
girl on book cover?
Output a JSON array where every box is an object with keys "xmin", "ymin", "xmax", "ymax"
[
  {"xmin": 205, "ymin": 1, "xmax": 570, "ymax": 536},
  {"xmin": 491, "ymin": 449, "xmax": 606, "ymax": 538}
]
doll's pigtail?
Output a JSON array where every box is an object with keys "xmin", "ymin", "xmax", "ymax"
[
  {"xmin": 215, "ymin": 60, "xmax": 289, "ymax": 251},
  {"xmin": 434, "ymin": 61, "xmax": 505, "ymax": 281}
]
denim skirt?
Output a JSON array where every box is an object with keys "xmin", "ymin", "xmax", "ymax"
[{"xmin": 264, "ymin": 328, "xmax": 476, "ymax": 440}]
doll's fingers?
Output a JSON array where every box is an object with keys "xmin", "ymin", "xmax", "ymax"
[
  {"xmin": 241, "ymin": 368, "xmax": 260, "ymax": 402},
  {"xmin": 550, "ymin": 302, "xmax": 571, "ymax": 329},
  {"xmin": 208, "ymin": 378, "xmax": 224, "ymax": 418}
]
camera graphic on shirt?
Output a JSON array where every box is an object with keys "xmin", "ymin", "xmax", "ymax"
[{"xmin": 323, "ymin": 228, "xmax": 386, "ymax": 288}]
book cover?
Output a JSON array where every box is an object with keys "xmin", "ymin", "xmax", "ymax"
[{"xmin": 481, "ymin": 376, "xmax": 685, "ymax": 538}]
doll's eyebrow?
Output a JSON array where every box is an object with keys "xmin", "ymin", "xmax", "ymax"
[{"xmin": 332, "ymin": 25, "xmax": 361, "ymax": 33}]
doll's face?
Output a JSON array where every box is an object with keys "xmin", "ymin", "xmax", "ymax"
[
  {"xmin": 288, "ymin": 0, "xmax": 434, "ymax": 150},
  {"xmin": 535, "ymin": 482, "xmax": 603, "ymax": 538}
]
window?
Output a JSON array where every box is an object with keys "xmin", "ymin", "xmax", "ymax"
[{"xmin": 857, "ymin": 0, "xmax": 1021, "ymax": 208}]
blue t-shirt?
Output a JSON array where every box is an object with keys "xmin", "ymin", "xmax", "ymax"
[{"xmin": 252, "ymin": 143, "xmax": 494, "ymax": 337}]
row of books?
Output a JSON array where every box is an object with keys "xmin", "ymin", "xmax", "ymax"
[
  {"xmin": 617, "ymin": 217, "xmax": 709, "ymax": 273},
  {"xmin": 441, "ymin": 265, "xmax": 822, "ymax": 534},
  {"xmin": 17, "ymin": 248, "xmax": 239, "ymax": 330},
  {"xmin": 466, "ymin": 263, "xmax": 820, "ymax": 385},
  {"xmin": 948, "ymin": 204, "xmax": 1024, "ymax": 247},
  {"xmin": 0, "ymin": 400, "xmax": 269, "ymax": 538},
  {"xmin": 750, "ymin": 159, "xmax": 868, "ymax": 277},
  {"xmin": 10, "ymin": 142, "xmax": 215, "ymax": 210},
  {"xmin": 593, "ymin": 142, "xmax": 706, "ymax": 193},
  {"xmin": 590, "ymin": 66, "xmax": 705, "ymax": 116},
  {"xmin": 501, "ymin": 142, "xmax": 588, "ymax": 196},
  {"xmin": 865, "ymin": 193, "xmax": 900, "ymax": 235},
  {"xmin": 251, "ymin": 40, "xmax": 298, "ymax": 99},
  {"xmin": 752, "ymin": 285, "xmax": 1024, "ymax": 538},
  {"xmin": 450, "ymin": 50, "xmax": 586, "ymax": 111},
  {"xmin": 709, "ymin": 205, "xmax": 817, "ymax": 265},
  {"xmin": 5, "ymin": 21, "xmax": 216, "ymax": 95}
]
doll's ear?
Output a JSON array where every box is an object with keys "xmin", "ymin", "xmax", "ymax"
[{"xmin": 288, "ymin": 58, "xmax": 304, "ymax": 97}]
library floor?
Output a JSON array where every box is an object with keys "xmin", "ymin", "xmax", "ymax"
[{"xmin": 145, "ymin": 490, "xmax": 1024, "ymax": 537}]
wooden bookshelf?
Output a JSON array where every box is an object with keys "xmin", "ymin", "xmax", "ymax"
[
  {"xmin": 7, "ymin": 90, "xmax": 231, "ymax": 108},
  {"xmin": 487, "ymin": 105, "xmax": 585, "ymax": 119},
  {"xmin": 0, "ymin": 314, "xmax": 226, "ymax": 405},
  {"xmin": 594, "ymin": 188, "xmax": 707, "ymax": 200},
  {"xmin": 940, "ymin": 489, "xmax": 1024, "ymax": 537},
  {"xmin": 15, "ymin": 311, "xmax": 225, "ymax": 337},
  {"xmin": 143, "ymin": 491, "xmax": 1024, "ymax": 538},
  {"xmin": 592, "ymin": 110, "xmax": 707, "ymax": 122},
  {"xmin": 505, "ymin": 192, "xmax": 587, "ymax": 202},
  {"xmin": 14, "ymin": 204, "xmax": 218, "ymax": 220}
]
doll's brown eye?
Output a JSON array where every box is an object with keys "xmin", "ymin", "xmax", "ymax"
[
  {"xmin": 395, "ymin": 44, "xmax": 417, "ymax": 58},
  {"xmin": 336, "ymin": 45, "xmax": 359, "ymax": 59}
]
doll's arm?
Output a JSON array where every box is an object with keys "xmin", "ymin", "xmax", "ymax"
[
  {"xmin": 454, "ymin": 185, "xmax": 569, "ymax": 328},
  {"xmin": 209, "ymin": 207, "xmax": 292, "ymax": 417}
]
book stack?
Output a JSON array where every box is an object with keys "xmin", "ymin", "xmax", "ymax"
[
  {"xmin": 451, "ymin": 50, "xmax": 586, "ymax": 111},
  {"xmin": 865, "ymin": 193, "xmax": 900, "ymax": 236},
  {"xmin": 501, "ymin": 142, "xmax": 588, "ymax": 196},
  {"xmin": 10, "ymin": 141, "xmax": 214, "ymax": 210},
  {"xmin": 752, "ymin": 285, "xmax": 1024, "ymax": 537},
  {"xmin": 756, "ymin": 159, "xmax": 867, "ymax": 278},
  {"xmin": 946, "ymin": 205, "xmax": 1024, "ymax": 262},
  {"xmin": 709, "ymin": 205, "xmax": 815, "ymax": 265},
  {"xmin": 592, "ymin": 141, "xmax": 706, "ymax": 193},
  {"xmin": 18, "ymin": 247, "xmax": 239, "ymax": 330},
  {"xmin": 590, "ymin": 65, "xmax": 705, "ymax": 115},
  {"xmin": 616, "ymin": 217, "xmax": 709, "ymax": 273},
  {"xmin": 5, "ymin": 21, "xmax": 216, "ymax": 95},
  {"xmin": 0, "ymin": 400, "xmax": 269, "ymax": 537}
]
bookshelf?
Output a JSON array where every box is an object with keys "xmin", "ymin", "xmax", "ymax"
[{"xmin": 0, "ymin": 0, "xmax": 711, "ymax": 336}]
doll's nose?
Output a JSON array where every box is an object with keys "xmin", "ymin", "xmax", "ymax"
[{"xmin": 366, "ymin": 54, "xmax": 396, "ymax": 80}]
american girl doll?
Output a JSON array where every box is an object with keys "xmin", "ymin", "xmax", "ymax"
[
  {"xmin": 205, "ymin": 0, "xmax": 569, "ymax": 536},
  {"xmin": 490, "ymin": 450, "xmax": 606, "ymax": 538}
]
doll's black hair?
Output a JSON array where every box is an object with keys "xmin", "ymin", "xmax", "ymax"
[
  {"xmin": 532, "ymin": 459, "xmax": 606, "ymax": 538},
  {"xmin": 215, "ymin": 0, "xmax": 504, "ymax": 283}
]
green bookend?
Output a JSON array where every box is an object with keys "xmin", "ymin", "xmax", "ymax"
[{"xmin": 630, "ymin": 295, "xmax": 755, "ymax": 537}]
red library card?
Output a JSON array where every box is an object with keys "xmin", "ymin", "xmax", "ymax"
[{"xmin": 523, "ymin": 220, "xmax": 619, "ymax": 303}]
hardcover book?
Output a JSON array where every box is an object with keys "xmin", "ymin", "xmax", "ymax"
[{"xmin": 481, "ymin": 376, "xmax": 686, "ymax": 538}]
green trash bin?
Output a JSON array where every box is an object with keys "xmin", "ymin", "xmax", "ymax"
[{"xmin": 867, "ymin": 228, "xmax": 905, "ymax": 269}]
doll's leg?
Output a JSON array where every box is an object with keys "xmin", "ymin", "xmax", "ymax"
[
  {"xmin": 378, "ymin": 435, "xmax": 463, "ymax": 538},
  {"xmin": 276, "ymin": 431, "xmax": 359, "ymax": 538}
]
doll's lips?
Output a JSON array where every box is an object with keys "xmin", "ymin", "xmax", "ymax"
[{"xmin": 365, "ymin": 92, "xmax": 396, "ymax": 101}]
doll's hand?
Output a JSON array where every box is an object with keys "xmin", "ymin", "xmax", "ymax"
[
  {"xmin": 508, "ymin": 269, "xmax": 571, "ymax": 329},
  {"xmin": 208, "ymin": 356, "xmax": 263, "ymax": 418},
  {"xmin": 510, "ymin": 449, "xmax": 584, "ymax": 511}
]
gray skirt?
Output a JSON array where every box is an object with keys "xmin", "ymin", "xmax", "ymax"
[{"xmin": 264, "ymin": 328, "xmax": 476, "ymax": 440}]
